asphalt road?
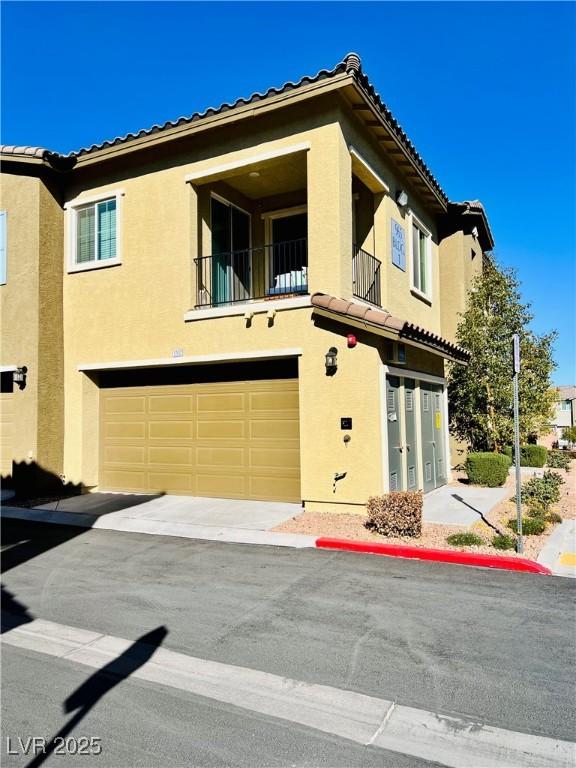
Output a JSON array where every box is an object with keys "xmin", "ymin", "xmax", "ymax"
[{"xmin": 1, "ymin": 519, "xmax": 575, "ymax": 766}]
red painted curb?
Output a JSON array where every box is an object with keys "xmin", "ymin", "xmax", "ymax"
[{"xmin": 315, "ymin": 538, "xmax": 552, "ymax": 574}]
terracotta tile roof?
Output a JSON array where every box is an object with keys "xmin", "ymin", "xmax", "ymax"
[
  {"xmin": 0, "ymin": 145, "xmax": 53, "ymax": 159},
  {"xmin": 557, "ymin": 386, "xmax": 576, "ymax": 400},
  {"xmin": 311, "ymin": 292, "xmax": 470, "ymax": 363},
  {"xmin": 448, "ymin": 199, "xmax": 495, "ymax": 251},
  {"xmin": 0, "ymin": 53, "xmax": 444, "ymax": 204},
  {"xmin": 0, "ymin": 144, "xmax": 75, "ymax": 170}
]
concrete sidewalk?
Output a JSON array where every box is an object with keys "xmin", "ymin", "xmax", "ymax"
[
  {"xmin": 538, "ymin": 520, "xmax": 576, "ymax": 578},
  {"xmin": 0, "ymin": 493, "xmax": 314, "ymax": 549},
  {"xmin": 423, "ymin": 484, "xmax": 510, "ymax": 526}
]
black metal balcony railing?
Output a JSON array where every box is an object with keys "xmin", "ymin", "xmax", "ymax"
[
  {"xmin": 195, "ymin": 238, "xmax": 308, "ymax": 308},
  {"xmin": 353, "ymin": 245, "xmax": 382, "ymax": 307}
]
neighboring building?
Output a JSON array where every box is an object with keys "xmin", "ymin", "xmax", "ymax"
[
  {"xmin": 0, "ymin": 53, "xmax": 494, "ymax": 509},
  {"xmin": 541, "ymin": 386, "xmax": 576, "ymax": 448}
]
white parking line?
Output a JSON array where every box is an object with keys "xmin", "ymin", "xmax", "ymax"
[{"xmin": 2, "ymin": 615, "xmax": 574, "ymax": 767}]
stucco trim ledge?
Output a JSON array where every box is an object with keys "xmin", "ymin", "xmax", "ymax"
[
  {"xmin": 184, "ymin": 295, "xmax": 311, "ymax": 321},
  {"xmin": 77, "ymin": 348, "xmax": 303, "ymax": 372}
]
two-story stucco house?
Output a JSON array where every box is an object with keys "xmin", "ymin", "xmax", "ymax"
[{"xmin": 0, "ymin": 53, "xmax": 494, "ymax": 511}]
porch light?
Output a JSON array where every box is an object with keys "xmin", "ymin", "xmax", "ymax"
[
  {"xmin": 325, "ymin": 347, "xmax": 338, "ymax": 374},
  {"xmin": 396, "ymin": 190, "xmax": 408, "ymax": 207},
  {"xmin": 13, "ymin": 366, "xmax": 27, "ymax": 389}
]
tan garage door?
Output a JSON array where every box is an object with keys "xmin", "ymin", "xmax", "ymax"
[
  {"xmin": 100, "ymin": 378, "xmax": 300, "ymax": 501},
  {"xmin": 0, "ymin": 393, "xmax": 14, "ymax": 480}
]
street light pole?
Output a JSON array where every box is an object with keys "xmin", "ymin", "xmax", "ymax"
[{"xmin": 512, "ymin": 333, "xmax": 523, "ymax": 554}]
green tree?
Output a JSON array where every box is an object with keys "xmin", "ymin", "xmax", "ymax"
[
  {"xmin": 448, "ymin": 261, "xmax": 557, "ymax": 452},
  {"xmin": 562, "ymin": 426, "xmax": 576, "ymax": 444}
]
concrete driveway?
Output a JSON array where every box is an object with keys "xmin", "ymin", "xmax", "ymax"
[{"xmin": 3, "ymin": 492, "xmax": 310, "ymax": 547}]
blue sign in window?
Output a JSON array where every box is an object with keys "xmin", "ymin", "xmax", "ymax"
[{"xmin": 391, "ymin": 219, "xmax": 406, "ymax": 271}]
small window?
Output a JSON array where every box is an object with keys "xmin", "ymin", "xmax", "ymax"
[
  {"xmin": 561, "ymin": 400, "xmax": 571, "ymax": 411},
  {"xmin": 411, "ymin": 219, "xmax": 430, "ymax": 297},
  {"xmin": 423, "ymin": 392, "xmax": 430, "ymax": 412},
  {"xmin": 405, "ymin": 390, "xmax": 414, "ymax": 412},
  {"xmin": 387, "ymin": 389, "xmax": 395, "ymax": 411},
  {"xmin": 76, "ymin": 198, "xmax": 116, "ymax": 264},
  {"xmin": 390, "ymin": 471, "xmax": 398, "ymax": 491},
  {"xmin": 437, "ymin": 458, "xmax": 444, "ymax": 478},
  {"xmin": 425, "ymin": 462, "xmax": 432, "ymax": 482},
  {"xmin": 68, "ymin": 194, "xmax": 121, "ymax": 271},
  {"xmin": 0, "ymin": 210, "xmax": 6, "ymax": 285},
  {"xmin": 435, "ymin": 393, "xmax": 441, "ymax": 412},
  {"xmin": 408, "ymin": 465, "xmax": 416, "ymax": 488}
]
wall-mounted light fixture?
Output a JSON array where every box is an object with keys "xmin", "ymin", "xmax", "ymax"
[
  {"xmin": 325, "ymin": 347, "xmax": 338, "ymax": 375},
  {"xmin": 13, "ymin": 366, "xmax": 28, "ymax": 390},
  {"xmin": 396, "ymin": 190, "xmax": 408, "ymax": 207},
  {"xmin": 472, "ymin": 225, "xmax": 479, "ymax": 239}
]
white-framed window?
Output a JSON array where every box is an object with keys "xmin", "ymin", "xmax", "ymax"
[
  {"xmin": 66, "ymin": 191, "xmax": 123, "ymax": 272},
  {"xmin": 0, "ymin": 210, "xmax": 6, "ymax": 285},
  {"xmin": 409, "ymin": 212, "xmax": 432, "ymax": 300},
  {"xmin": 561, "ymin": 400, "xmax": 572, "ymax": 411}
]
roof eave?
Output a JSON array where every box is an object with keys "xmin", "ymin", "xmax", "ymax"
[
  {"xmin": 71, "ymin": 73, "xmax": 355, "ymax": 168},
  {"xmin": 347, "ymin": 79, "xmax": 448, "ymax": 212}
]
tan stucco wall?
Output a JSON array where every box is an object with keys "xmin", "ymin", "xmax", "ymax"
[
  {"xmin": 0, "ymin": 97, "xmax": 456, "ymax": 507},
  {"xmin": 0, "ymin": 173, "xmax": 64, "ymax": 482},
  {"xmin": 0, "ymin": 174, "xmax": 41, "ymax": 469},
  {"xmin": 37, "ymin": 180, "xmax": 64, "ymax": 478},
  {"xmin": 439, "ymin": 231, "xmax": 483, "ymax": 343},
  {"xmin": 339, "ymin": 110, "xmax": 443, "ymax": 334}
]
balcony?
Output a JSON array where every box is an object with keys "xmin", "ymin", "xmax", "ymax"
[
  {"xmin": 353, "ymin": 245, "xmax": 381, "ymax": 307},
  {"xmin": 195, "ymin": 238, "xmax": 308, "ymax": 308}
]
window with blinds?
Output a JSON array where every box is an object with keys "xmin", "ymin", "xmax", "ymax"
[
  {"xmin": 411, "ymin": 219, "xmax": 430, "ymax": 296},
  {"xmin": 75, "ymin": 198, "xmax": 116, "ymax": 264}
]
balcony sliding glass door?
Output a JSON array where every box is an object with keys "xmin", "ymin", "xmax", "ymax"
[{"xmin": 211, "ymin": 196, "xmax": 251, "ymax": 306}]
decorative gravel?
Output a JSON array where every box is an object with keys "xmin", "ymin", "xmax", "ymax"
[{"xmin": 273, "ymin": 461, "xmax": 575, "ymax": 561}]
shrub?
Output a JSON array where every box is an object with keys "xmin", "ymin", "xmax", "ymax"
[
  {"xmin": 465, "ymin": 453, "xmax": 511, "ymax": 487},
  {"xmin": 507, "ymin": 517, "xmax": 546, "ymax": 535},
  {"xmin": 446, "ymin": 532, "xmax": 484, "ymax": 547},
  {"xmin": 547, "ymin": 451, "xmax": 571, "ymax": 471},
  {"xmin": 520, "ymin": 470, "xmax": 564, "ymax": 512},
  {"xmin": 492, "ymin": 534, "xmax": 516, "ymax": 551},
  {"xmin": 545, "ymin": 512, "xmax": 562, "ymax": 524},
  {"xmin": 503, "ymin": 444, "xmax": 547, "ymax": 467},
  {"xmin": 366, "ymin": 491, "xmax": 422, "ymax": 537}
]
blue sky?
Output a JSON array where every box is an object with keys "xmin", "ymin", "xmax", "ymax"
[{"xmin": 2, "ymin": 1, "xmax": 574, "ymax": 383}]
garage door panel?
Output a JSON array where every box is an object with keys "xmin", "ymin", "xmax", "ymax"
[
  {"xmin": 148, "ymin": 446, "xmax": 193, "ymax": 465},
  {"xmin": 196, "ymin": 447, "xmax": 246, "ymax": 468},
  {"xmin": 100, "ymin": 377, "xmax": 300, "ymax": 501},
  {"xmin": 197, "ymin": 420, "xmax": 245, "ymax": 439},
  {"xmin": 148, "ymin": 395, "xmax": 194, "ymax": 414},
  {"xmin": 197, "ymin": 393, "xmax": 245, "ymax": 412},
  {"xmin": 250, "ymin": 447, "xmax": 300, "ymax": 469},
  {"xmin": 196, "ymin": 473, "xmax": 246, "ymax": 497},
  {"xmin": 104, "ymin": 446, "xmax": 147, "ymax": 464},
  {"xmin": 149, "ymin": 421, "xmax": 194, "ymax": 439},
  {"xmin": 249, "ymin": 476, "xmax": 300, "ymax": 502},
  {"xmin": 148, "ymin": 472, "xmax": 194, "ymax": 492},
  {"xmin": 104, "ymin": 470, "xmax": 147, "ymax": 490},
  {"xmin": 249, "ymin": 390, "xmax": 299, "ymax": 412},
  {"xmin": 249, "ymin": 420, "xmax": 300, "ymax": 439},
  {"xmin": 105, "ymin": 396, "xmax": 146, "ymax": 414},
  {"xmin": 104, "ymin": 422, "xmax": 146, "ymax": 439},
  {"xmin": 1, "ymin": 393, "xmax": 14, "ymax": 478}
]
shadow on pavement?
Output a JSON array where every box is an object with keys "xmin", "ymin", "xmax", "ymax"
[
  {"xmin": 25, "ymin": 626, "xmax": 168, "ymax": 768},
  {"xmin": 451, "ymin": 493, "xmax": 503, "ymax": 533}
]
